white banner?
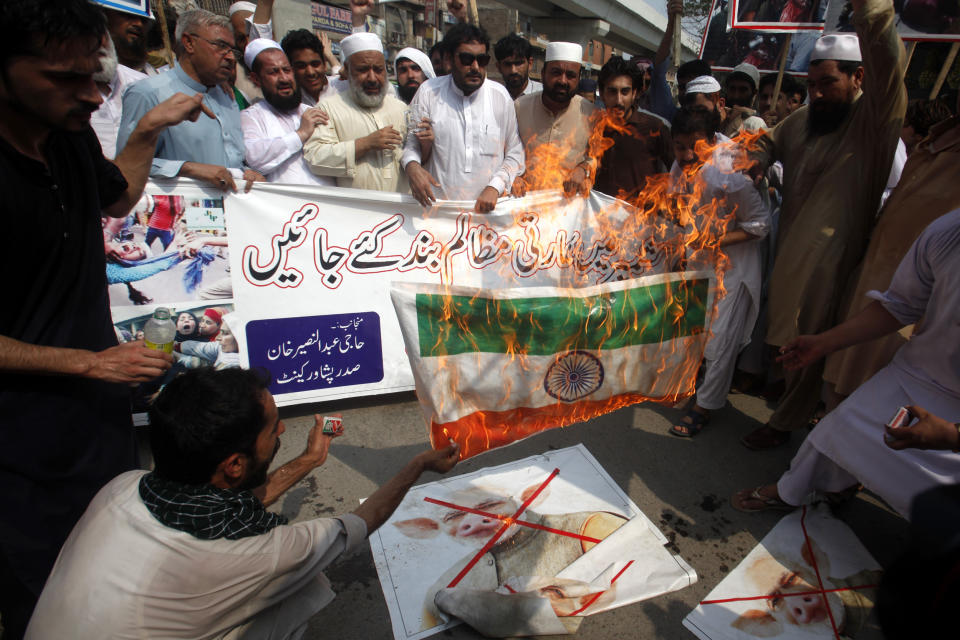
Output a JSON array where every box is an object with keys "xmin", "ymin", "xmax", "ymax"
[
  {"xmin": 111, "ymin": 180, "xmax": 696, "ymax": 413},
  {"xmin": 225, "ymin": 183, "xmax": 680, "ymax": 407}
]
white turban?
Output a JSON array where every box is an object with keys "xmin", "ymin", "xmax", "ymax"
[
  {"xmin": 545, "ymin": 42, "xmax": 583, "ymax": 64},
  {"xmin": 229, "ymin": 1, "xmax": 257, "ymax": 16},
  {"xmin": 395, "ymin": 47, "xmax": 436, "ymax": 80},
  {"xmin": 811, "ymin": 34, "xmax": 862, "ymax": 63},
  {"xmin": 340, "ymin": 32, "xmax": 384, "ymax": 64},
  {"xmin": 244, "ymin": 38, "xmax": 282, "ymax": 69},
  {"xmin": 685, "ymin": 75, "xmax": 722, "ymax": 95}
]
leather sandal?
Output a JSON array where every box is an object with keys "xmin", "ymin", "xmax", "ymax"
[
  {"xmin": 670, "ymin": 409, "xmax": 710, "ymax": 438},
  {"xmin": 731, "ymin": 486, "xmax": 795, "ymax": 513}
]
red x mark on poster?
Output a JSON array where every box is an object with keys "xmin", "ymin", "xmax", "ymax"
[
  {"xmin": 699, "ymin": 506, "xmax": 877, "ymax": 640},
  {"xmin": 422, "ymin": 467, "xmax": 634, "ymax": 616}
]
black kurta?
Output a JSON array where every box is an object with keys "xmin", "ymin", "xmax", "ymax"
[{"xmin": 0, "ymin": 128, "xmax": 135, "ymax": 594}]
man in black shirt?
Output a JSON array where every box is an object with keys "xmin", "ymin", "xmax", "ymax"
[{"xmin": 0, "ymin": 2, "xmax": 219, "ymax": 636}]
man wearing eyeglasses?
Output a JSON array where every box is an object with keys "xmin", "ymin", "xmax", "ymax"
[
  {"xmin": 117, "ymin": 9, "xmax": 264, "ymax": 192},
  {"xmin": 401, "ymin": 23, "xmax": 524, "ymax": 213}
]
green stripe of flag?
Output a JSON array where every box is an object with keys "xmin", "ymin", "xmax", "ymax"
[{"xmin": 416, "ymin": 279, "xmax": 709, "ymax": 358}]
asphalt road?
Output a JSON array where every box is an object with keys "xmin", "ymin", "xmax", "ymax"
[{"xmin": 266, "ymin": 389, "xmax": 909, "ymax": 640}]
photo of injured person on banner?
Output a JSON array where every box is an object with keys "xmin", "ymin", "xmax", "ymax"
[
  {"xmin": 104, "ymin": 191, "xmax": 231, "ymax": 306},
  {"xmin": 369, "ymin": 445, "xmax": 697, "ymax": 640},
  {"xmin": 701, "ymin": 0, "xmax": 819, "ymax": 71},
  {"xmin": 112, "ymin": 303, "xmax": 239, "ymax": 413},
  {"xmin": 683, "ymin": 504, "xmax": 882, "ymax": 640},
  {"xmin": 730, "ymin": 0, "xmax": 828, "ymax": 30},
  {"xmin": 824, "ymin": 0, "xmax": 960, "ymax": 40}
]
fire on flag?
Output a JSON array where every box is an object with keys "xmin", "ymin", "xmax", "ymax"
[{"xmin": 391, "ymin": 271, "xmax": 715, "ymax": 459}]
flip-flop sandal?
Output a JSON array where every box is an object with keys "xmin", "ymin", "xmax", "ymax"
[
  {"xmin": 731, "ymin": 486, "xmax": 795, "ymax": 513},
  {"xmin": 670, "ymin": 409, "xmax": 710, "ymax": 438}
]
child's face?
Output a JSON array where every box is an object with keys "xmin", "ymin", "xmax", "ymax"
[
  {"xmin": 198, "ymin": 315, "xmax": 219, "ymax": 336},
  {"xmin": 673, "ymin": 132, "xmax": 709, "ymax": 168}
]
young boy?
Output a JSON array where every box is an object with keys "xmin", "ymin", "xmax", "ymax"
[{"xmin": 669, "ymin": 107, "xmax": 770, "ymax": 436}]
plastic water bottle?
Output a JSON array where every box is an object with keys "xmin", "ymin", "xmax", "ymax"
[{"xmin": 143, "ymin": 307, "xmax": 176, "ymax": 354}]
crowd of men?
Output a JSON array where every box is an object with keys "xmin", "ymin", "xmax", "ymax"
[{"xmin": 1, "ymin": 0, "xmax": 959, "ymax": 637}]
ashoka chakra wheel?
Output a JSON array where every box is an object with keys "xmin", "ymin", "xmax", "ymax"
[{"xmin": 543, "ymin": 350, "xmax": 604, "ymax": 402}]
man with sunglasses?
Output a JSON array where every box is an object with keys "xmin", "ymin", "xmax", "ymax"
[
  {"xmin": 402, "ymin": 23, "xmax": 523, "ymax": 213},
  {"xmin": 117, "ymin": 9, "xmax": 264, "ymax": 193}
]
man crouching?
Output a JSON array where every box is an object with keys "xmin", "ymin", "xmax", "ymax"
[{"xmin": 26, "ymin": 367, "xmax": 458, "ymax": 639}]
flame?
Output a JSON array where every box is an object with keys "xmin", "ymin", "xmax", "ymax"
[{"xmin": 427, "ymin": 110, "xmax": 766, "ymax": 459}]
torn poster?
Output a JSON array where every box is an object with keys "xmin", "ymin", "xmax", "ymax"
[
  {"xmin": 683, "ymin": 504, "xmax": 882, "ymax": 640},
  {"xmin": 368, "ymin": 444, "xmax": 697, "ymax": 640}
]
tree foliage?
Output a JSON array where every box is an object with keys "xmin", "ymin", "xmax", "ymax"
[{"xmin": 681, "ymin": 0, "xmax": 715, "ymax": 44}]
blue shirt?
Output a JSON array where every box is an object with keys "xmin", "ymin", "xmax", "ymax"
[{"xmin": 117, "ymin": 63, "xmax": 244, "ymax": 178}]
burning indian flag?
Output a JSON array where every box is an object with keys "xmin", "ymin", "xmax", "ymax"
[{"xmin": 391, "ymin": 271, "xmax": 715, "ymax": 459}]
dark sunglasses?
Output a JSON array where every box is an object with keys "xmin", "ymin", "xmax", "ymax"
[{"xmin": 457, "ymin": 52, "xmax": 491, "ymax": 67}]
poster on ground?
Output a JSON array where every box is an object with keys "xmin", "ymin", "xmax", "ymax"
[
  {"xmin": 683, "ymin": 504, "xmax": 882, "ymax": 640},
  {"xmin": 368, "ymin": 444, "xmax": 697, "ymax": 640}
]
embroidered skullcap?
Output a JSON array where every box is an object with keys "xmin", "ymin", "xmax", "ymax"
[
  {"xmin": 340, "ymin": 32, "xmax": 384, "ymax": 63},
  {"xmin": 811, "ymin": 34, "xmax": 862, "ymax": 63},
  {"xmin": 545, "ymin": 42, "xmax": 583, "ymax": 64},
  {"xmin": 244, "ymin": 38, "xmax": 282, "ymax": 69},
  {"xmin": 729, "ymin": 62, "xmax": 760, "ymax": 90},
  {"xmin": 685, "ymin": 75, "xmax": 722, "ymax": 95}
]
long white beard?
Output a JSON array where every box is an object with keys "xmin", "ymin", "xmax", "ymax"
[
  {"xmin": 94, "ymin": 37, "xmax": 119, "ymax": 84},
  {"xmin": 350, "ymin": 78, "xmax": 387, "ymax": 109}
]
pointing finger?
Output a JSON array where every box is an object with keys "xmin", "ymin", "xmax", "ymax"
[{"xmin": 198, "ymin": 98, "xmax": 216, "ymax": 120}]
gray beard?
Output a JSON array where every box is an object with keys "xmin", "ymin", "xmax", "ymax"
[
  {"xmin": 350, "ymin": 80, "xmax": 387, "ymax": 109},
  {"xmin": 94, "ymin": 38, "xmax": 119, "ymax": 84}
]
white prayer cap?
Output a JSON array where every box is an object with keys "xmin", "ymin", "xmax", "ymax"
[
  {"xmin": 395, "ymin": 47, "xmax": 436, "ymax": 80},
  {"xmin": 810, "ymin": 33, "xmax": 862, "ymax": 63},
  {"xmin": 340, "ymin": 32, "xmax": 384, "ymax": 63},
  {"xmin": 729, "ymin": 62, "xmax": 760, "ymax": 90},
  {"xmin": 685, "ymin": 75, "xmax": 722, "ymax": 95},
  {"xmin": 545, "ymin": 42, "xmax": 583, "ymax": 64},
  {"xmin": 229, "ymin": 2, "xmax": 257, "ymax": 16},
  {"xmin": 244, "ymin": 38, "xmax": 282, "ymax": 69}
]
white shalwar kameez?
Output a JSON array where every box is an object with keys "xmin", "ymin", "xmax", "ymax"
[
  {"xmin": 241, "ymin": 100, "xmax": 336, "ymax": 186},
  {"xmin": 671, "ymin": 136, "xmax": 770, "ymax": 410},
  {"xmin": 777, "ymin": 208, "xmax": 960, "ymax": 519},
  {"xmin": 401, "ymin": 75, "xmax": 524, "ymax": 201}
]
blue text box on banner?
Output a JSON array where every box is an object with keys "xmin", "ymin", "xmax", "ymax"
[{"xmin": 246, "ymin": 312, "xmax": 384, "ymax": 394}]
